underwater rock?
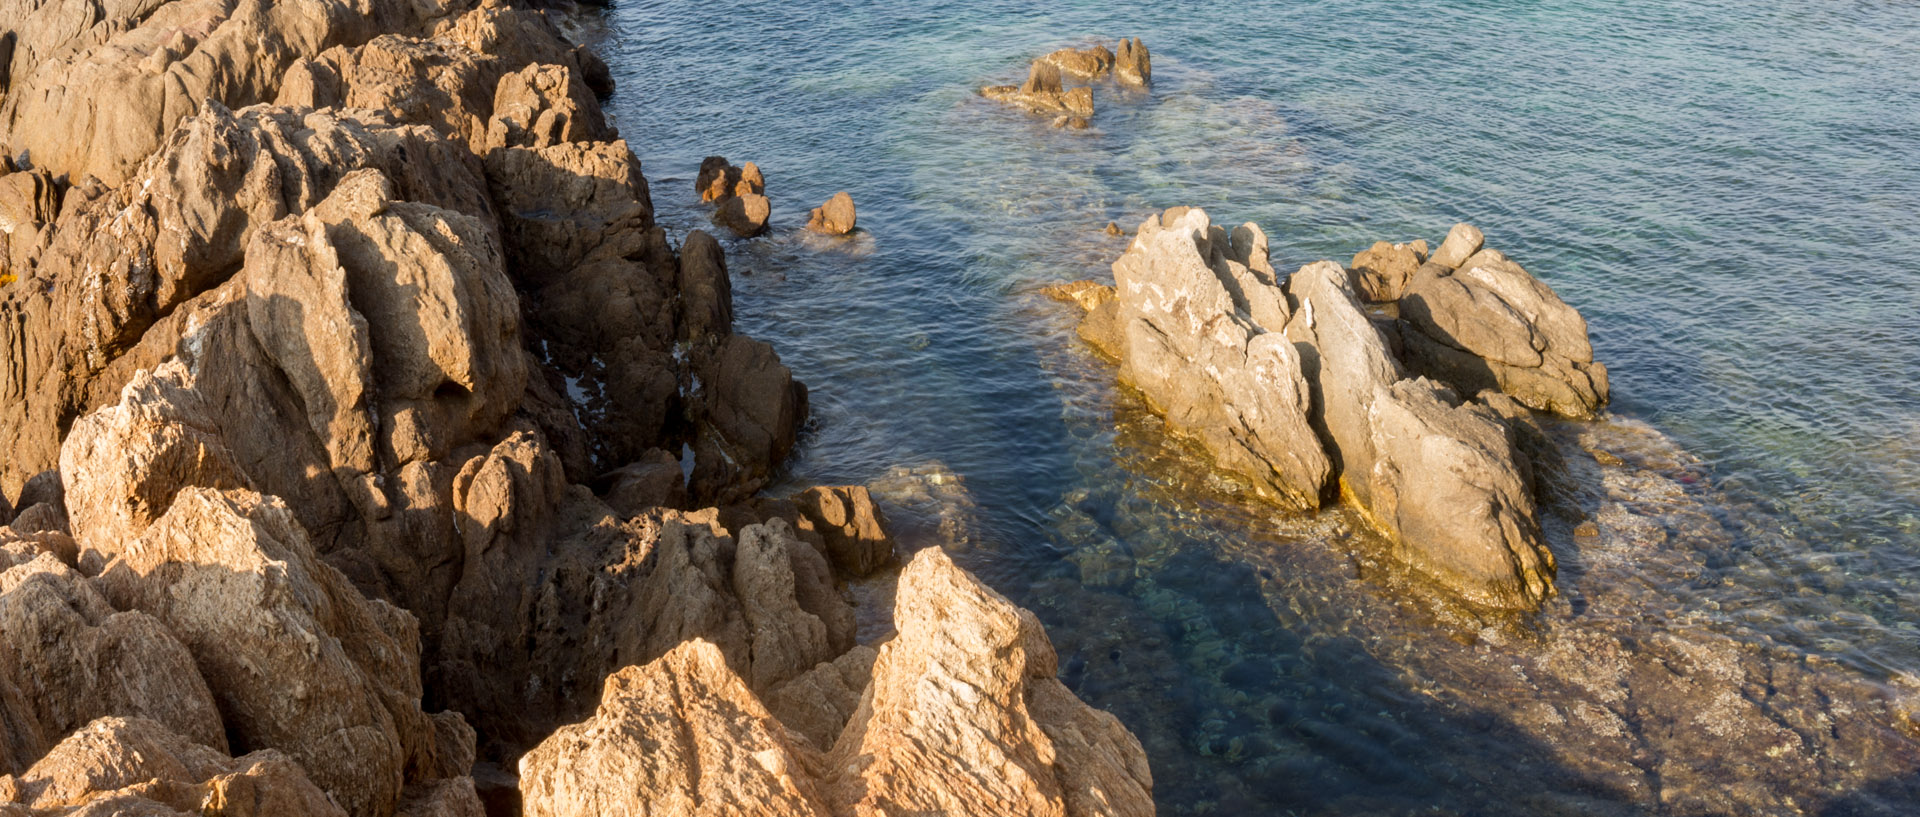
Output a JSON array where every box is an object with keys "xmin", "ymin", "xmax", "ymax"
[{"xmin": 805, "ymin": 191, "xmax": 857, "ymax": 235}]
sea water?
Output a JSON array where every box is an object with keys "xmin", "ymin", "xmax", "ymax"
[{"xmin": 586, "ymin": 1, "xmax": 1920, "ymax": 813}]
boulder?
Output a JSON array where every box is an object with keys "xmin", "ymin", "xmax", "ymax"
[
  {"xmin": 827, "ymin": 547, "xmax": 1154, "ymax": 817},
  {"xmin": 804, "ymin": 191, "xmax": 857, "ymax": 235},
  {"xmin": 714, "ymin": 193, "xmax": 772, "ymax": 238},
  {"xmin": 1041, "ymin": 44, "xmax": 1114, "ymax": 79},
  {"xmin": 1115, "ymin": 38, "xmax": 1151, "ymax": 85},
  {"xmin": 1394, "ymin": 228, "xmax": 1608, "ymax": 417},
  {"xmin": 686, "ymin": 335, "xmax": 808, "ymax": 505},
  {"xmin": 1101, "ymin": 207, "xmax": 1329, "ymax": 508},
  {"xmin": 0, "ymin": 716, "xmax": 347, "ymax": 817},
  {"xmin": 517, "ymin": 640, "xmax": 831, "ymax": 817},
  {"xmin": 1427, "ymin": 222, "xmax": 1484, "ymax": 269},
  {"xmin": 696, "ymin": 157, "xmax": 765, "ymax": 204},
  {"xmin": 0, "ymin": 555, "xmax": 225, "ymax": 775},
  {"xmin": 981, "ymin": 61, "xmax": 1096, "ymax": 118},
  {"xmin": 790, "ymin": 485, "xmax": 894, "ymax": 577},
  {"xmin": 678, "ymin": 229, "xmax": 734, "ymax": 344},
  {"xmin": 1285, "ymin": 260, "xmax": 1555, "ymax": 610},
  {"xmin": 485, "ymin": 139, "xmax": 655, "ymax": 285},
  {"xmin": 598, "ymin": 449, "xmax": 688, "ymax": 517},
  {"xmin": 762, "ymin": 645, "xmax": 877, "ymax": 751},
  {"xmin": 1348, "ymin": 239, "xmax": 1426, "ymax": 303},
  {"xmin": 87, "ymin": 487, "xmax": 454, "ymax": 817}
]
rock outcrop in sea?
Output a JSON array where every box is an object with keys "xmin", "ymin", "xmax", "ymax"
[
  {"xmin": 0, "ymin": 0, "xmax": 1152, "ymax": 814},
  {"xmin": 981, "ymin": 38, "xmax": 1151, "ymax": 126},
  {"xmin": 1054, "ymin": 207, "xmax": 1585, "ymax": 611}
]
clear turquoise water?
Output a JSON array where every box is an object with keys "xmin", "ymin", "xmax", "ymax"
[{"xmin": 589, "ymin": 1, "xmax": 1920, "ymax": 813}]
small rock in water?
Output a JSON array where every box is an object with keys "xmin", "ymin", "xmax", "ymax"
[
  {"xmin": 1040, "ymin": 43, "xmax": 1115, "ymax": 78},
  {"xmin": 981, "ymin": 60, "xmax": 1095, "ymax": 118},
  {"xmin": 805, "ymin": 191, "xmax": 857, "ymax": 235},
  {"xmin": 1051, "ymin": 114, "xmax": 1092, "ymax": 130},
  {"xmin": 1116, "ymin": 37, "xmax": 1152, "ymax": 85},
  {"xmin": 713, "ymin": 192, "xmax": 771, "ymax": 237},
  {"xmin": 1104, "ymin": 220, "xmax": 1125, "ymax": 236}
]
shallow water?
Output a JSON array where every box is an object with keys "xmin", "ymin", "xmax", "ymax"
[{"xmin": 589, "ymin": 1, "xmax": 1920, "ymax": 813}]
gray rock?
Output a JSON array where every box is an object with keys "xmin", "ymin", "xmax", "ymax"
[
  {"xmin": 1428, "ymin": 222, "xmax": 1484, "ymax": 269},
  {"xmin": 1103, "ymin": 208, "xmax": 1329, "ymax": 508}
]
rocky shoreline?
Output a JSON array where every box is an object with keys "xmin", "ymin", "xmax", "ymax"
[{"xmin": 0, "ymin": 4, "xmax": 1150, "ymax": 816}]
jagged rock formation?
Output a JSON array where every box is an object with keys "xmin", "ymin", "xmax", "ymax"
[
  {"xmin": 1058, "ymin": 208, "xmax": 1575, "ymax": 611},
  {"xmin": 520, "ymin": 547, "xmax": 1154, "ymax": 817},
  {"xmin": 0, "ymin": 1, "xmax": 1152, "ymax": 813}
]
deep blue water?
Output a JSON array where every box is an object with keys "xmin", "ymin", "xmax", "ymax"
[{"xmin": 587, "ymin": 1, "xmax": 1920, "ymax": 813}]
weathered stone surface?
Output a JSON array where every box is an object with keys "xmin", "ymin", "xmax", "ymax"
[
  {"xmin": 714, "ymin": 193, "xmax": 772, "ymax": 238},
  {"xmin": 0, "ymin": 555, "xmax": 225, "ymax": 776},
  {"xmin": 481, "ymin": 62, "xmax": 612, "ymax": 152},
  {"xmin": 982, "ymin": 61, "xmax": 1096, "ymax": 118},
  {"xmin": 87, "ymin": 487, "xmax": 451, "ymax": 817},
  {"xmin": 678, "ymin": 229, "xmax": 733, "ymax": 344},
  {"xmin": 485, "ymin": 139, "xmax": 654, "ymax": 285},
  {"xmin": 1041, "ymin": 44, "xmax": 1114, "ymax": 78},
  {"xmin": 1103, "ymin": 207, "xmax": 1329, "ymax": 508},
  {"xmin": 0, "ymin": 716, "xmax": 347, "ymax": 816},
  {"xmin": 1349, "ymin": 239, "xmax": 1424, "ymax": 303},
  {"xmin": 804, "ymin": 191, "xmax": 857, "ymax": 235},
  {"xmin": 763, "ymin": 645, "xmax": 877, "ymax": 751},
  {"xmin": 517, "ymin": 640, "xmax": 831, "ymax": 817},
  {"xmin": 827, "ymin": 547, "xmax": 1154, "ymax": 817},
  {"xmin": 791, "ymin": 485, "xmax": 894, "ymax": 578},
  {"xmin": 686, "ymin": 335, "xmax": 808, "ymax": 505},
  {"xmin": 695, "ymin": 156, "xmax": 764, "ymax": 204},
  {"xmin": 1428, "ymin": 221, "xmax": 1484, "ymax": 269},
  {"xmin": 0, "ymin": 0, "xmax": 462, "ymax": 188},
  {"xmin": 0, "ymin": 102, "xmax": 492, "ymax": 501},
  {"xmin": 1115, "ymin": 38, "xmax": 1151, "ymax": 85},
  {"xmin": 733, "ymin": 520, "xmax": 837, "ymax": 690},
  {"xmin": 599, "ymin": 448, "xmax": 688, "ymax": 517},
  {"xmin": 1395, "ymin": 229, "xmax": 1608, "ymax": 418},
  {"xmin": 1285, "ymin": 260, "xmax": 1554, "ymax": 610}
]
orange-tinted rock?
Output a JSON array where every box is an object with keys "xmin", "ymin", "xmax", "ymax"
[{"xmin": 804, "ymin": 192, "xmax": 857, "ymax": 235}]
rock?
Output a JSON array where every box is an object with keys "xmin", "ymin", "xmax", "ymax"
[
  {"xmin": 599, "ymin": 449, "xmax": 688, "ymax": 516},
  {"xmin": 1104, "ymin": 221, "xmax": 1125, "ymax": 236},
  {"xmin": 517, "ymin": 640, "xmax": 832, "ymax": 817},
  {"xmin": 1115, "ymin": 38, "xmax": 1151, "ymax": 85},
  {"xmin": 733, "ymin": 520, "xmax": 838, "ymax": 690},
  {"xmin": 678, "ymin": 229, "xmax": 733, "ymax": 344},
  {"xmin": 395, "ymin": 777, "xmax": 487, "ymax": 817},
  {"xmin": 486, "ymin": 139, "xmax": 655, "ymax": 286},
  {"xmin": 433, "ymin": 1, "xmax": 614, "ymax": 97},
  {"xmin": 1394, "ymin": 230, "xmax": 1608, "ymax": 418},
  {"xmin": 1041, "ymin": 44, "xmax": 1115, "ymax": 78},
  {"xmin": 335, "ymin": 35, "xmax": 499, "ymax": 149},
  {"xmin": 1101, "ymin": 207, "xmax": 1330, "ymax": 508},
  {"xmin": 981, "ymin": 61, "xmax": 1096, "ymax": 118},
  {"xmin": 0, "ymin": 716, "xmax": 348, "ymax": 816},
  {"xmin": 481, "ymin": 63, "xmax": 614, "ymax": 152},
  {"xmin": 0, "ymin": 555, "xmax": 226, "ymax": 775},
  {"xmin": 1428, "ymin": 222, "xmax": 1484, "ymax": 269},
  {"xmin": 762, "ymin": 645, "xmax": 877, "ymax": 751},
  {"xmin": 1285, "ymin": 260, "xmax": 1554, "ymax": 610},
  {"xmin": 791, "ymin": 485, "xmax": 895, "ymax": 578},
  {"xmin": 687, "ymin": 335, "xmax": 808, "ymax": 505},
  {"xmin": 87, "ymin": 487, "xmax": 453, "ymax": 817},
  {"xmin": 804, "ymin": 191, "xmax": 856, "ymax": 235},
  {"xmin": 826, "ymin": 547, "xmax": 1154, "ymax": 816},
  {"xmin": 695, "ymin": 156, "xmax": 764, "ymax": 203},
  {"xmin": 714, "ymin": 193, "xmax": 772, "ymax": 238},
  {"xmin": 0, "ymin": 0, "xmax": 453, "ymax": 188},
  {"xmin": 1349, "ymin": 239, "xmax": 1424, "ymax": 303},
  {"xmin": 0, "ymin": 170, "xmax": 56, "ymax": 235}
]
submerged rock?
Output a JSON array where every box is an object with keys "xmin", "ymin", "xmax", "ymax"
[{"xmin": 804, "ymin": 191, "xmax": 857, "ymax": 235}]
